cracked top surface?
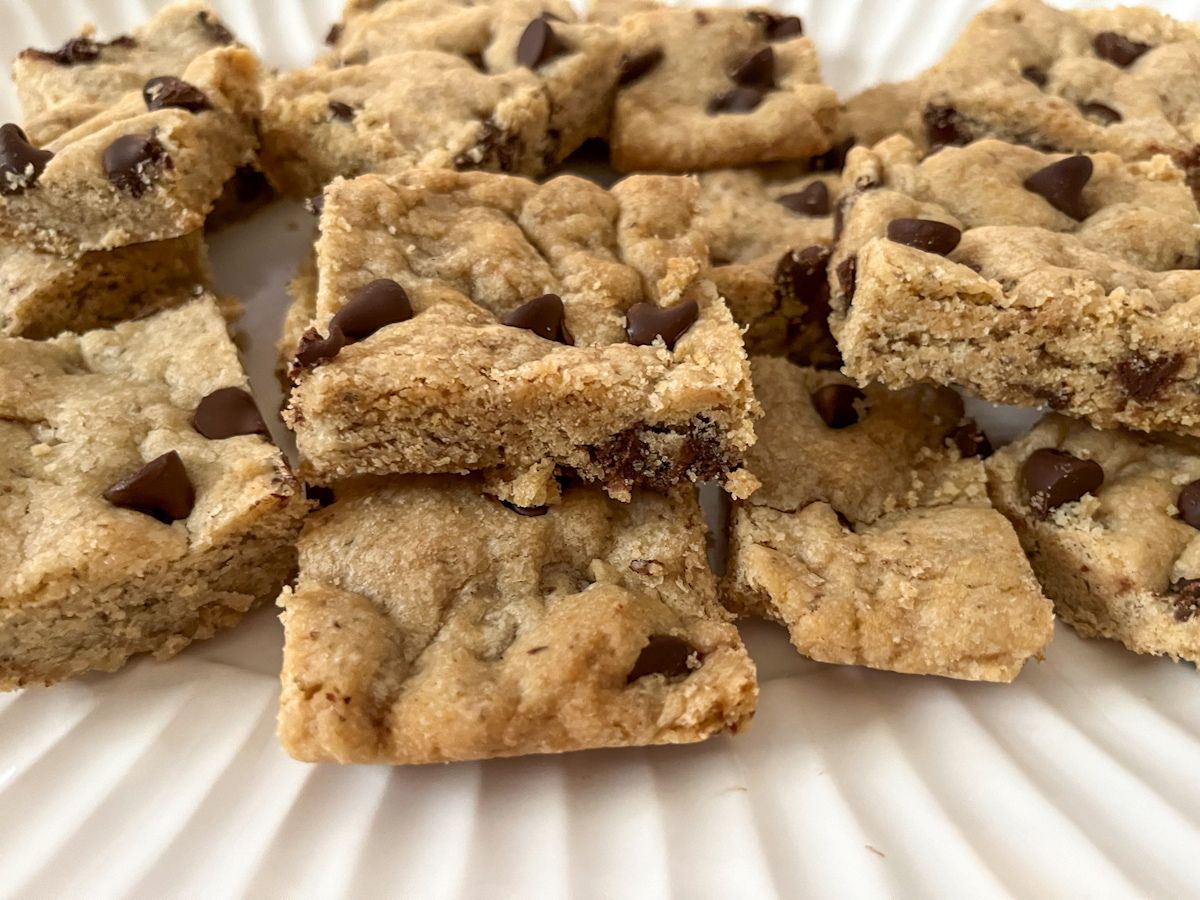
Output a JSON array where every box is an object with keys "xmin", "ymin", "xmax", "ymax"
[
  {"xmin": 0, "ymin": 298, "xmax": 298, "ymax": 605},
  {"xmin": 916, "ymin": 0, "xmax": 1200, "ymax": 166},
  {"xmin": 607, "ymin": 5, "xmax": 838, "ymax": 171},
  {"xmin": 278, "ymin": 476, "xmax": 756, "ymax": 763}
]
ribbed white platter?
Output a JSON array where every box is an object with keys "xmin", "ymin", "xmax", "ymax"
[{"xmin": 3, "ymin": 1, "xmax": 1200, "ymax": 898}]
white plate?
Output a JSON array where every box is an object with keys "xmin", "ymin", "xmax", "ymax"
[{"xmin": 3, "ymin": 1, "xmax": 1200, "ymax": 897}]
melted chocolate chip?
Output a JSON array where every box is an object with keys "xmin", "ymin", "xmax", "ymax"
[
  {"xmin": 293, "ymin": 327, "xmax": 345, "ymax": 371},
  {"xmin": 1093, "ymin": 31, "xmax": 1152, "ymax": 68},
  {"xmin": 811, "ymin": 383, "xmax": 864, "ymax": 429},
  {"xmin": 747, "ymin": 10, "xmax": 803, "ymax": 41},
  {"xmin": 777, "ymin": 181, "xmax": 830, "ymax": 216},
  {"xmin": 192, "ymin": 387, "xmax": 269, "ymax": 440},
  {"xmin": 619, "ymin": 48, "xmax": 663, "ymax": 85},
  {"xmin": 502, "ymin": 293, "xmax": 573, "ymax": 345},
  {"xmin": 103, "ymin": 451, "xmax": 195, "ymax": 523},
  {"xmin": 1170, "ymin": 578, "xmax": 1200, "ymax": 622},
  {"xmin": 923, "ymin": 105, "xmax": 971, "ymax": 148},
  {"xmin": 500, "ymin": 500, "xmax": 549, "ymax": 517},
  {"xmin": 21, "ymin": 35, "xmax": 133, "ymax": 66},
  {"xmin": 0, "ymin": 124, "xmax": 53, "ymax": 195},
  {"xmin": 454, "ymin": 118, "xmax": 520, "ymax": 171},
  {"xmin": 707, "ymin": 86, "xmax": 765, "ymax": 115},
  {"xmin": 197, "ymin": 10, "xmax": 235, "ymax": 45},
  {"xmin": 886, "ymin": 218, "xmax": 962, "ymax": 256},
  {"xmin": 334, "ymin": 279, "xmax": 413, "ymax": 341},
  {"xmin": 143, "ymin": 76, "xmax": 210, "ymax": 113},
  {"xmin": 626, "ymin": 635, "xmax": 696, "ymax": 682},
  {"xmin": 776, "ymin": 245, "xmax": 831, "ymax": 304},
  {"xmin": 950, "ymin": 421, "xmax": 992, "ymax": 459},
  {"xmin": 836, "ymin": 255, "xmax": 857, "ymax": 303},
  {"xmin": 328, "ymin": 100, "xmax": 356, "ymax": 121},
  {"xmin": 516, "ymin": 17, "xmax": 567, "ymax": 69},
  {"xmin": 1022, "ymin": 447, "xmax": 1104, "ymax": 518},
  {"xmin": 1079, "ymin": 101, "xmax": 1121, "ymax": 125},
  {"xmin": 325, "ymin": 23, "xmax": 344, "ymax": 46},
  {"xmin": 1178, "ymin": 480, "xmax": 1200, "ymax": 530},
  {"xmin": 625, "ymin": 299, "xmax": 699, "ymax": 350},
  {"xmin": 1022, "ymin": 66, "xmax": 1048, "ymax": 88},
  {"xmin": 103, "ymin": 133, "xmax": 170, "ymax": 197},
  {"xmin": 1023, "ymin": 154, "xmax": 1093, "ymax": 221},
  {"xmin": 1117, "ymin": 353, "xmax": 1183, "ymax": 403},
  {"xmin": 731, "ymin": 46, "xmax": 775, "ymax": 90}
]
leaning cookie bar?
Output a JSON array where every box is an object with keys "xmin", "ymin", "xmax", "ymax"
[
  {"xmin": 831, "ymin": 136, "xmax": 1200, "ymax": 436},
  {"xmin": 0, "ymin": 297, "xmax": 305, "ymax": 690},
  {"xmin": 725, "ymin": 357, "xmax": 1053, "ymax": 682},
  {"xmin": 608, "ymin": 5, "xmax": 838, "ymax": 172},
  {"xmin": 989, "ymin": 415, "xmax": 1200, "ymax": 666},
  {"xmin": 284, "ymin": 169, "xmax": 757, "ymax": 503},
  {"xmin": 278, "ymin": 476, "xmax": 756, "ymax": 764}
]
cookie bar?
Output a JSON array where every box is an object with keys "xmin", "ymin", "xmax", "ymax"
[
  {"xmin": 989, "ymin": 415, "xmax": 1200, "ymax": 666},
  {"xmin": 260, "ymin": 0, "xmax": 619, "ymax": 199},
  {"xmin": 284, "ymin": 169, "xmax": 757, "ymax": 503},
  {"xmin": 607, "ymin": 5, "xmax": 838, "ymax": 172},
  {"xmin": 278, "ymin": 476, "xmax": 756, "ymax": 764},
  {"xmin": 0, "ymin": 44, "xmax": 260, "ymax": 255},
  {"xmin": 725, "ymin": 357, "xmax": 1053, "ymax": 682},
  {"xmin": 1, "ymin": 231, "xmax": 209, "ymax": 339},
  {"xmin": 696, "ymin": 165, "xmax": 840, "ymax": 365},
  {"xmin": 831, "ymin": 136, "xmax": 1200, "ymax": 436},
  {"xmin": 838, "ymin": 79, "xmax": 923, "ymax": 149},
  {"xmin": 0, "ymin": 297, "xmax": 305, "ymax": 690}
]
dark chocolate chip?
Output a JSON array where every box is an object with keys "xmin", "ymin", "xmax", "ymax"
[
  {"xmin": 1116, "ymin": 353, "xmax": 1184, "ymax": 403},
  {"xmin": 776, "ymin": 181, "xmax": 830, "ymax": 216},
  {"xmin": 923, "ymin": 104, "xmax": 971, "ymax": 149},
  {"xmin": 197, "ymin": 10, "xmax": 235, "ymax": 45},
  {"xmin": 325, "ymin": 23, "xmax": 344, "ymax": 46},
  {"xmin": 775, "ymin": 245, "xmax": 831, "ymax": 304},
  {"xmin": 747, "ymin": 10, "xmax": 803, "ymax": 41},
  {"xmin": 143, "ymin": 76, "xmax": 211, "ymax": 113},
  {"xmin": 1093, "ymin": 31, "xmax": 1152, "ymax": 68},
  {"xmin": 0, "ymin": 124, "xmax": 53, "ymax": 195},
  {"xmin": 1022, "ymin": 65, "xmax": 1048, "ymax": 87},
  {"xmin": 103, "ymin": 450, "xmax": 195, "ymax": 524},
  {"xmin": 1023, "ymin": 155, "xmax": 1093, "ymax": 221},
  {"xmin": 626, "ymin": 635, "xmax": 696, "ymax": 682},
  {"xmin": 328, "ymin": 100, "xmax": 356, "ymax": 121},
  {"xmin": 500, "ymin": 500, "xmax": 549, "ymax": 517},
  {"xmin": 707, "ymin": 86, "xmax": 765, "ymax": 115},
  {"xmin": 731, "ymin": 46, "xmax": 775, "ymax": 90},
  {"xmin": 20, "ymin": 35, "xmax": 134, "ymax": 66},
  {"xmin": 949, "ymin": 421, "xmax": 993, "ymax": 459},
  {"xmin": 625, "ymin": 299, "xmax": 699, "ymax": 350},
  {"xmin": 618, "ymin": 47, "xmax": 664, "ymax": 86},
  {"xmin": 293, "ymin": 326, "xmax": 345, "ymax": 371},
  {"xmin": 192, "ymin": 387, "xmax": 268, "ymax": 440},
  {"xmin": 103, "ymin": 133, "xmax": 171, "ymax": 197},
  {"xmin": 1079, "ymin": 101, "xmax": 1121, "ymax": 125},
  {"xmin": 1178, "ymin": 480, "xmax": 1200, "ymax": 530},
  {"xmin": 333, "ymin": 279, "xmax": 413, "ymax": 342},
  {"xmin": 810, "ymin": 383, "xmax": 864, "ymax": 429},
  {"xmin": 1022, "ymin": 447, "xmax": 1104, "ymax": 518},
  {"xmin": 502, "ymin": 293, "xmax": 573, "ymax": 345},
  {"xmin": 886, "ymin": 218, "xmax": 961, "ymax": 256},
  {"xmin": 517, "ymin": 17, "xmax": 567, "ymax": 69},
  {"xmin": 836, "ymin": 255, "xmax": 857, "ymax": 303},
  {"xmin": 811, "ymin": 136, "xmax": 854, "ymax": 172},
  {"xmin": 454, "ymin": 118, "xmax": 519, "ymax": 171},
  {"xmin": 1170, "ymin": 578, "xmax": 1200, "ymax": 622}
]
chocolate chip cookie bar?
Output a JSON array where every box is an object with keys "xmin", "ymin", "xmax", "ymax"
[
  {"xmin": 260, "ymin": 0, "xmax": 620, "ymax": 199},
  {"xmin": 0, "ymin": 43, "xmax": 260, "ymax": 255},
  {"xmin": 696, "ymin": 165, "xmax": 840, "ymax": 365},
  {"xmin": 831, "ymin": 135, "xmax": 1200, "ymax": 436},
  {"xmin": 0, "ymin": 297, "xmax": 305, "ymax": 690},
  {"xmin": 284, "ymin": 169, "xmax": 757, "ymax": 503},
  {"xmin": 278, "ymin": 476, "xmax": 756, "ymax": 764},
  {"xmin": 989, "ymin": 415, "xmax": 1200, "ymax": 666},
  {"xmin": 607, "ymin": 5, "xmax": 838, "ymax": 172},
  {"xmin": 725, "ymin": 357, "xmax": 1053, "ymax": 682}
]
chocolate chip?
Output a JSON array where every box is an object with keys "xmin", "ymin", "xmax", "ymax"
[
  {"xmin": 500, "ymin": 500, "xmax": 549, "ymax": 517},
  {"xmin": 626, "ymin": 635, "xmax": 696, "ymax": 682},
  {"xmin": 777, "ymin": 181, "xmax": 830, "ymax": 216},
  {"xmin": 731, "ymin": 46, "xmax": 775, "ymax": 90},
  {"xmin": 333, "ymin": 279, "xmax": 413, "ymax": 342},
  {"xmin": 811, "ymin": 136, "xmax": 854, "ymax": 172},
  {"xmin": 328, "ymin": 100, "xmax": 355, "ymax": 121},
  {"xmin": 197, "ymin": 11, "xmax": 235, "ymax": 45},
  {"xmin": 776, "ymin": 245, "xmax": 830, "ymax": 301},
  {"xmin": 143, "ymin": 76, "xmax": 210, "ymax": 113},
  {"xmin": 923, "ymin": 105, "xmax": 971, "ymax": 148},
  {"xmin": 1079, "ymin": 101, "xmax": 1121, "ymax": 125},
  {"xmin": 502, "ymin": 293, "xmax": 573, "ymax": 345},
  {"xmin": 949, "ymin": 421, "xmax": 992, "ymax": 459},
  {"xmin": 1116, "ymin": 353, "xmax": 1183, "ymax": 403},
  {"xmin": 1093, "ymin": 32, "xmax": 1151, "ymax": 68},
  {"xmin": 192, "ymin": 387, "xmax": 268, "ymax": 440},
  {"xmin": 619, "ymin": 48, "xmax": 663, "ymax": 85},
  {"xmin": 103, "ymin": 450, "xmax": 195, "ymax": 524},
  {"xmin": 1022, "ymin": 447, "xmax": 1104, "ymax": 518},
  {"xmin": 23, "ymin": 37, "xmax": 99, "ymax": 65},
  {"xmin": 517, "ymin": 17, "xmax": 567, "ymax": 69},
  {"xmin": 707, "ymin": 86, "xmax": 765, "ymax": 115},
  {"xmin": 103, "ymin": 133, "xmax": 171, "ymax": 197},
  {"xmin": 293, "ymin": 327, "xmax": 345, "ymax": 371},
  {"xmin": 886, "ymin": 219, "xmax": 961, "ymax": 256},
  {"xmin": 1170, "ymin": 578, "xmax": 1200, "ymax": 622},
  {"xmin": 836, "ymin": 255, "xmax": 857, "ymax": 303},
  {"xmin": 747, "ymin": 10, "xmax": 803, "ymax": 41},
  {"xmin": 0, "ymin": 124, "xmax": 53, "ymax": 195},
  {"xmin": 1022, "ymin": 154, "xmax": 1093, "ymax": 221},
  {"xmin": 811, "ymin": 383, "xmax": 864, "ymax": 429},
  {"xmin": 626, "ymin": 299, "xmax": 699, "ymax": 350},
  {"xmin": 325, "ymin": 23, "xmax": 344, "ymax": 45},
  {"xmin": 454, "ymin": 118, "xmax": 520, "ymax": 171},
  {"xmin": 1022, "ymin": 66, "xmax": 1048, "ymax": 87},
  {"xmin": 1177, "ymin": 480, "xmax": 1200, "ymax": 530}
]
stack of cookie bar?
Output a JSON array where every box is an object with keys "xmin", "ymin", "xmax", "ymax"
[{"xmin": 3, "ymin": 0, "xmax": 1199, "ymax": 766}]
